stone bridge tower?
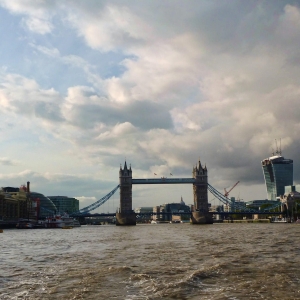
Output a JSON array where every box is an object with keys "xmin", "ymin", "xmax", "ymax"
[
  {"xmin": 191, "ymin": 159, "xmax": 213, "ymax": 224},
  {"xmin": 116, "ymin": 161, "xmax": 136, "ymax": 226}
]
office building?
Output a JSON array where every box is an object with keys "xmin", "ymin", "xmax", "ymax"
[
  {"xmin": 154, "ymin": 197, "xmax": 191, "ymax": 222},
  {"xmin": 261, "ymin": 154, "xmax": 293, "ymax": 200},
  {"xmin": 280, "ymin": 185, "xmax": 300, "ymax": 212},
  {"xmin": 245, "ymin": 199, "xmax": 279, "ymax": 208},
  {"xmin": 0, "ymin": 186, "xmax": 28, "ymax": 220},
  {"xmin": 47, "ymin": 196, "xmax": 79, "ymax": 214},
  {"xmin": 134, "ymin": 207, "xmax": 154, "ymax": 214}
]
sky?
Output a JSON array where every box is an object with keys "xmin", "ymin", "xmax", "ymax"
[{"xmin": 1, "ymin": 0, "xmax": 300, "ymax": 212}]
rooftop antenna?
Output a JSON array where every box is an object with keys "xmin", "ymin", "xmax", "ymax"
[
  {"xmin": 279, "ymin": 138, "xmax": 282, "ymax": 155},
  {"xmin": 275, "ymin": 139, "xmax": 278, "ymax": 155},
  {"xmin": 271, "ymin": 147, "xmax": 275, "ymax": 156}
]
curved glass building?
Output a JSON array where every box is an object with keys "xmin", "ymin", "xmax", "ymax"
[
  {"xmin": 261, "ymin": 155, "xmax": 293, "ymax": 200},
  {"xmin": 29, "ymin": 192, "xmax": 57, "ymax": 218},
  {"xmin": 47, "ymin": 196, "xmax": 79, "ymax": 214}
]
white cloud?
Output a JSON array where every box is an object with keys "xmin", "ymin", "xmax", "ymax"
[
  {"xmin": 30, "ymin": 44, "xmax": 60, "ymax": 57},
  {"xmin": 23, "ymin": 16, "xmax": 53, "ymax": 34},
  {"xmin": 74, "ymin": 196, "xmax": 97, "ymax": 208},
  {"xmin": 0, "ymin": 0, "xmax": 56, "ymax": 34},
  {"xmin": 66, "ymin": 4, "xmax": 152, "ymax": 51}
]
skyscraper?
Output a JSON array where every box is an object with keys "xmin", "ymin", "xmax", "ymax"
[{"xmin": 261, "ymin": 154, "xmax": 293, "ymax": 200}]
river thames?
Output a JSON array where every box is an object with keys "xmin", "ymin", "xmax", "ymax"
[{"xmin": 0, "ymin": 223, "xmax": 299, "ymax": 299}]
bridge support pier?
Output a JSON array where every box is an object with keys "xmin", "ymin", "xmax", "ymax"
[
  {"xmin": 191, "ymin": 211, "xmax": 213, "ymax": 224},
  {"xmin": 118, "ymin": 161, "xmax": 136, "ymax": 226},
  {"xmin": 116, "ymin": 211, "xmax": 136, "ymax": 226}
]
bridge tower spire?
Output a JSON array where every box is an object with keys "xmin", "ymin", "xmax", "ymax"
[
  {"xmin": 116, "ymin": 161, "xmax": 136, "ymax": 225},
  {"xmin": 191, "ymin": 158, "xmax": 213, "ymax": 224}
]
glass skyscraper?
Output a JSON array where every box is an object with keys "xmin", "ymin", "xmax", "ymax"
[{"xmin": 261, "ymin": 154, "xmax": 293, "ymax": 200}]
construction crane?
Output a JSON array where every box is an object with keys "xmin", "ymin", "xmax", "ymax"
[{"xmin": 224, "ymin": 181, "xmax": 240, "ymax": 198}]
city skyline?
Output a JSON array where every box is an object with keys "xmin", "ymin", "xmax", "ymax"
[{"xmin": 0, "ymin": 1, "xmax": 300, "ymax": 209}]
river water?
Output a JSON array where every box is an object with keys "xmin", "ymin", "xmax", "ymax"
[{"xmin": 0, "ymin": 223, "xmax": 299, "ymax": 300}]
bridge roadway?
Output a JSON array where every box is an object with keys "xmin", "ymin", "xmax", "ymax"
[
  {"xmin": 74, "ymin": 211, "xmax": 281, "ymax": 218},
  {"xmin": 132, "ymin": 178, "xmax": 195, "ymax": 184}
]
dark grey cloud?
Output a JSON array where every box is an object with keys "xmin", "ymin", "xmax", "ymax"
[
  {"xmin": 67, "ymin": 100, "xmax": 172, "ymax": 130},
  {"xmin": 0, "ymin": 157, "xmax": 19, "ymax": 166},
  {"xmin": 34, "ymin": 101, "xmax": 64, "ymax": 122},
  {"xmin": 127, "ymin": 101, "xmax": 172, "ymax": 130}
]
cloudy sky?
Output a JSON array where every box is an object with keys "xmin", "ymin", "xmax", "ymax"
[{"xmin": 0, "ymin": 0, "xmax": 300, "ymax": 211}]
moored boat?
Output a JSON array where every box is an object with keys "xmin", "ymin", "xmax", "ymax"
[
  {"xmin": 16, "ymin": 219, "xmax": 44, "ymax": 229},
  {"xmin": 60, "ymin": 213, "xmax": 81, "ymax": 227},
  {"xmin": 270, "ymin": 216, "xmax": 287, "ymax": 223},
  {"xmin": 16, "ymin": 213, "xmax": 81, "ymax": 229}
]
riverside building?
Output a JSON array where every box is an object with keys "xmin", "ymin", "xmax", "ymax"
[
  {"xmin": 280, "ymin": 185, "xmax": 300, "ymax": 210},
  {"xmin": 0, "ymin": 182, "xmax": 58, "ymax": 222},
  {"xmin": 47, "ymin": 196, "xmax": 79, "ymax": 215},
  {"xmin": 153, "ymin": 197, "xmax": 191, "ymax": 222},
  {"xmin": 261, "ymin": 153, "xmax": 293, "ymax": 200},
  {"xmin": 0, "ymin": 186, "xmax": 28, "ymax": 221}
]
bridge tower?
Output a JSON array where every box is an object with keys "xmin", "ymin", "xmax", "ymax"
[
  {"xmin": 191, "ymin": 159, "xmax": 213, "ymax": 224},
  {"xmin": 116, "ymin": 161, "xmax": 136, "ymax": 225}
]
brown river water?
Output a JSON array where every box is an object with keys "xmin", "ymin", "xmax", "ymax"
[{"xmin": 0, "ymin": 223, "xmax": 299, "ymax": 300}]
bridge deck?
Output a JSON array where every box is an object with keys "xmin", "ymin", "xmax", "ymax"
[{"xmin": 132, "ymin": 178, "xmax": 195, "ymax": 184}]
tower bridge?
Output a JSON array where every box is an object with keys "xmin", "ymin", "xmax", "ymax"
[{"xmin": 116, "ymin": 159, "xmax": 212, "ymax": 225}]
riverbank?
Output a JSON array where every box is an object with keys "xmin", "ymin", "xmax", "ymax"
[{"xmin": 222, "ymin": 219, "xmax": 270, "ymax": 223}]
